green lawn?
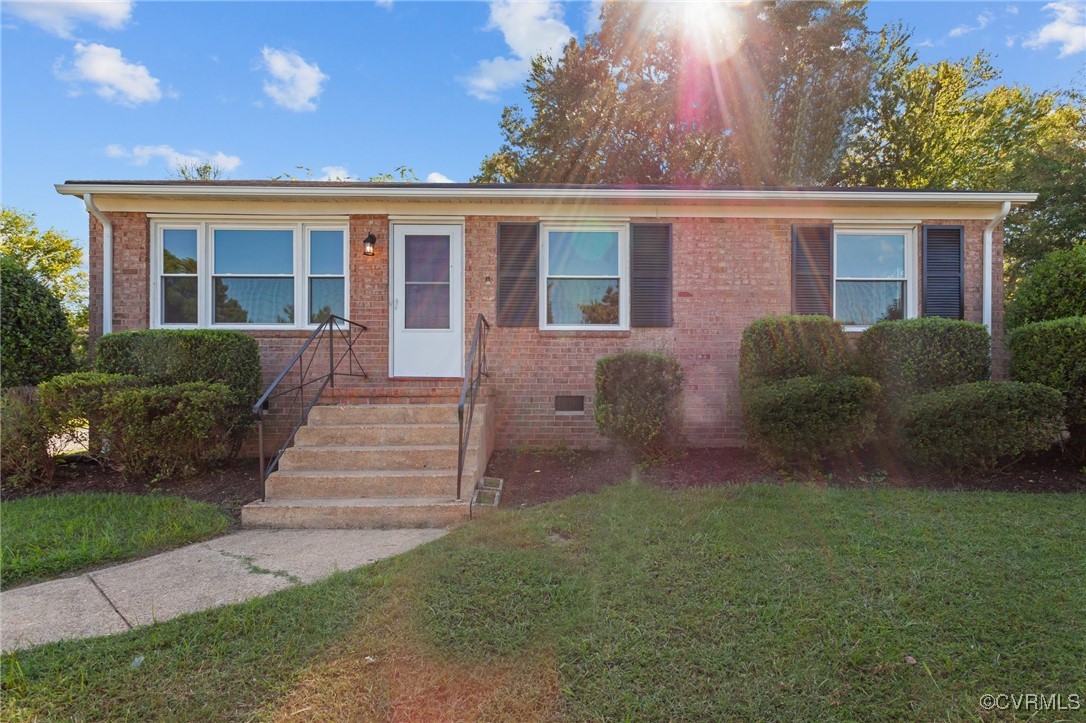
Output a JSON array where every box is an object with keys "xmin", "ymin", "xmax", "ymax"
[
  {"xmin": 3, "ymin": 483, "xmax": 1084, "ymax": 721},
  {"xmin": 1, "ymin": 493, "xmax": 229, "ymax": 589}
]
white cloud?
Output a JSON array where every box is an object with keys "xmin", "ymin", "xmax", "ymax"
[
  {"xmin": 948, "ymin": 11, "xmax": 994, "ymax": 38},
  {"xmin": 584, "ymin": 0, "xmax": 604, "ymax": 34},
  {"xmin": 462, "ymin": 0, "xmax": 573, "ymax": 101},
  {"xmin": 1006, "ymin": 34, "xmax": 1018, "ymax": 47},
  {"xmin": 56, "ymin": 43, "xmax": 162, "ymax": 106},
  {"xmin": 260, "ymin": 47, "xmax": 328, "ymax": 112},
  {"xmin": 107, "ymin": 144, "xmax": 242, "ymax": 173},
  {"xmin": 916, "ymin": 38, "xmax": 935, "ymax": 48},
  {"xmin": 1024, "ymin": 2, "xmax": 1086, "ymax": 56},
  {"xmin": 374, "ymin": 0, "xmax": 393, "ymax": 7},
  {"xmin": 320, "ymin": 165, "xmax": 356, "ymax": 181},
  {"xmin": 1006, "ymin": 5, "xmax": 1019, "ymax": 15},
  {"xmin": 426, "ymin": 171, "xmax": 454, "ymax": 183},
  {"xmin": 5, "ymin": 0, "xmax": 132, "ymax": 39}
]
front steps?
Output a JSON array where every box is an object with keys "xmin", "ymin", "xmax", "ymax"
[{"xmin": 242, "ymin": 402, "xmax": 492, "ymax": 529}]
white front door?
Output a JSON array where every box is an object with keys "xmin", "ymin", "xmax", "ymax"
[{"xmin": 391, "ymin": 224, "xmax": 464, "ymax": 378}]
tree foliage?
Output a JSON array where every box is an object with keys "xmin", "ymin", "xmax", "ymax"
[
  {"xmin": 1, "ymin": 206, "xmax": 88, "ymax": 325},
  {"xmin": 475, "ymin": 0, "xmax": 874, "ymax": 186},
  {"xmin": 174, "ymin": 161, "xmax": 225, "ymax": 181},
  {"xmin": 0, "ymin": 255, "xmax": 76, "ymax": 388}
]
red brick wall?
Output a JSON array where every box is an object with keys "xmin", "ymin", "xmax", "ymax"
[{"xmin": 88, "ymin": 211, "xmax": 1007, "ymax": 452}]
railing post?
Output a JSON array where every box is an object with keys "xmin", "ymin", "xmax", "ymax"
[
  {"xmin": 328, "ymin": 319, "xmax": 335, "ymax": 388},
  {"xmin": 258, "ymin": 417, "xmax": 266, "ymax": 501},
  {"xmin": 456, "ymin": 408, "xmax": 465, "ymax": 502}
]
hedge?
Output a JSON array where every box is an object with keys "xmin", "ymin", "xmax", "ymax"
[
  {"xmin": 0, "ymin": 255, "xmax": 74, "ymax": 388},
  {"xmin": 0, "ymin": 387, "xmax": 54, "ymax": 487},
  {"xmin": 95, "ymin": 329, "xmax": 262, "ymax": 405},
  {"xmin": 739, "ymin": 315, "xmax": 852, "ymax": 389},
  {"xmin": 1008, "ymin": 316, "xmax": 1086, "ymax": 454},
  {"xmin": 101, "ymin": 382, "xmax": 249, "ymax": 480},
  {"xmin": 899, "ymin": 382, "xmax": 1065, "ymax": 471},
  {"xmin": 857, "ymin": 318, "xmax": 990, "ymax": 412},
  {"xmin": 39, "ymin": 372, "xmax": 148, "ymax": 456},
  {"xmin": 595, "ymin": 351, "xmax": 685, "ymax": 458},
  {"xmin": 1005, "ymin": 245, "xmax": 1086, "ymax": 330},
  {"xmin": 742, "ymin": 375, "xmax": 881, "ymax": 466}
]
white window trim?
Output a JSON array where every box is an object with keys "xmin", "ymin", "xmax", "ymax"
[
  {"xmin": 832, "ymin": 224, "xmax": 918, "ymax": 332},
  {"xmin": 150, "ymin": 220, "xmax": 350, "ymax": 330},
  {"xmin": 539, "ymin": 222, "xmax": 629, "ymax": 331}
]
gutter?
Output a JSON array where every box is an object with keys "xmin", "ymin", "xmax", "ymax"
[
  {"xmin": 83, "ymin": 193, "xmax": 112, "ymax": 335},
  {"xmin": 982, "ymin": 201, "xmax": 1012, "ymax": 336}
]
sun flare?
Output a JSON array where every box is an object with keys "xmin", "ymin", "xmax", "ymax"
[{"xmin": 677, "ymin": 1, "xmax": 747, "ymax": 63}]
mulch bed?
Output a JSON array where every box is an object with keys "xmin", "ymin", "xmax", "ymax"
[
  {"xmin": 490, "ymin": 446, "xmax": 1086, "ymax": 507},
  {"xmin": 2, "ymin": 458, "xmax": 264, "ymax": 525}
]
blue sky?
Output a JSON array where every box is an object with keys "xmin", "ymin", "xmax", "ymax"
[{"xmin": 2, "ymin": 0, "xmax": 1084, "ymax": 255}]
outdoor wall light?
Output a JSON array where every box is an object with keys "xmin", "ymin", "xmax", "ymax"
[{"xmin": 362, "ymin": 233, "xmax": 378, "ymax": 257}]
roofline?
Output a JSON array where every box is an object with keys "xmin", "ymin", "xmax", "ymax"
[{"xmin": 54, "ymin": 182, "xmax": 1037, "ymax": 206}]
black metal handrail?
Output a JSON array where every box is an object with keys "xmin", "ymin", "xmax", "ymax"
[
  {"xmin": 456, "ymin": 314, "xmax": 490, "ymax": 502},
  {"xmin": 253, "ymin": 315, "xmax": 368, "ymax": 498}
]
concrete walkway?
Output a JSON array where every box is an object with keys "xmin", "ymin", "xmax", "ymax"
[{"xmin": 0, "ymin": 528, "xmax": 446, "ymax": 653}]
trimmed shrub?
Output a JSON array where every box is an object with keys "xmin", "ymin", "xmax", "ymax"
[
  {"xmin": 101, "ymin": 382, "xmax": 249, "ymax": 480},
  {"xmin": 0, "ymin": 387, "xmax": 54, "ymax": 487},
  {"xmin": 1005, "ymin": 245, "xmax": 1086, "ymax": 330},
  {"xmin": 743, "ymin": 376, "xmax": 881, "ymax": 466},
  {"xmin": 95, "ymin": 329, "xmax": 262, "ymax": 405},
  {"xmin": 739, "ymin": 315, "xmax": 852, "ymax": 389},
  {"xmin": 1008, "ymin": 316, "xmax": 1086, "ymax": 455},
  {"xmin": 857, "ymin": 318, "xmax": 990, "ymax": 413},
  {"xmin": 0, "ymin": 255, "xmax": 74, "ymax": 388},
  {"xmin": 899, "ymin": 382, "xmax": 1065, "ymax": 471},
  {"xmin": 595, "ymin": 351, "xmax": 685, "ymax": 457},
  {"xmin": 39, "ymin": 372, "xmax": 147, "ymax": 455}
]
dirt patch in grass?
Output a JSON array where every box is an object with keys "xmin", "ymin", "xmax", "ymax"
[
  {"xmin": 1, "ymin": 458, "xmax": 263, "ymax": 524},
  {"xmin": 489, "ymin": 446, "xmax": 1085, "ymax": 506}
]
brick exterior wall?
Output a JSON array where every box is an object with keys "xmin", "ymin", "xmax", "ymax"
[{"xmin": 87, "ymin": 210, "xmax": 1007, "ymax": 453}]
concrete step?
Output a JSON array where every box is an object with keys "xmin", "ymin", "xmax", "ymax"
[
  {"xmin": 265, "ymin": 469, "xmax": 465, "ymax": 499},
  {"xmin": 309, "ymin": 404, "xmax": 474, "ymax": 426},
  {"xmin": 241, "ymin": 497, "xmax": 469, "ymax": 529},
  {"xmin": 294, "ymin": 422, "xmax": 480, "ymax": 447},
  {"xmin": 278, "ymin": 444, "xmax": 474, "ymax": 473}
]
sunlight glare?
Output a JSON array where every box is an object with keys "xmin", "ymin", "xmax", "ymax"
[{"xmin": 678, "ymin": 1, "xmax": 747, "ymax": 63}]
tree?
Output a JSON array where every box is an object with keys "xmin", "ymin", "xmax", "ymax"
[
  {"xmin": 474, "ymin": 1, "xmax": 875, "ymax": 186},
  {"xmin": 0, "ymin": 255, "xmax": 75, "ymax": 387},
  {"xmin": 174, "ymin": 161, "xmax": 225, "ymax": 181},
  {"xmin": 0, "ymin": 206, "xmax": 88, "ymax": 326},
  {"xmin": 833, "ymin": 37, "xmax": 1085, "ymax": 293}
]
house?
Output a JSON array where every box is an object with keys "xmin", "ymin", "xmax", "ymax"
[{"xmin": 57, "ymin": 181, "xmax": 1035, "ymax": 526}]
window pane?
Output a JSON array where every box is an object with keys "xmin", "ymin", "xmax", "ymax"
[
  {"xmin": 162, "ymin": 276, "xmax": 197, "ymax": 324},
  {"xmin": 214, "ymin": 277, "xmax": 294, "ymax": 324},
  {"xmin": 836, "ymin": 281, "xmax": 905, "ymax": 326},
  {"xmin": 548, "ymin": 231, "xmax": 619, "ymax": 276},
  {"xmin": 836, "ymin": 234, "xmax": 905, "ymax": 278},
  {"xmin": 309, "ymin": 278, "xmax": 344, "ymax": 323},
  {"xmin": 163, "ymin": 229, "xmax": 198, "ymax": 274},
  {"xmin": 405, "ymin": 283, "xmax": 450, "ymax": 329},
  {"xmin": 405, "ymin": 235, "xmax": 450, "ymax": 283},
  {"xmin": 547, "ymin": 278, "xmax": 620, "ymax": 325},
  {"xmin": 214, "ymin": 229, "xmax": 293, "ymax": 274},
  {"xmin": 310, "ymin": 230, "xmax": 344, "ymax": 275}
]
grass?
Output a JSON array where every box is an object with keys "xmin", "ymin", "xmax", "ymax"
[
  {"xmin": 1, "ymin": 493, "xmax": 229, "ymax": 589},
  {"xmin": 3, "ymin": 483, "xmax": 1084, "ymax": 720}
]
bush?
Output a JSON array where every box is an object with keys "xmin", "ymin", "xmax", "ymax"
[
  {"xmin": 595, "ymin": 351, "xmax": 685, "ymax": 457},
  {"xmin": 739, "ymin": 315, "xmax": 852, "ymax": 389},
  {"xmin": 899, "ymin": 382, "xmax": 1065, "ymax": 471},
  {"xmin": 1006, "ymin": 245, "xmax": 1086, "ymax": 330},
  {"xmin": 101, "ymin": 382, "xmax": 249, "ymax": 480},
  {"xmin": 39, "ymin": 372, "xmax": 147, "ymax": 455},
  {"xmin": 857, "ymin": 318, "xmax": 990, "ymax": 413},
  {"xmin": 743, "ymin": 376, "xmax": 881, "ymax": 466},
  {"xmin": 95, "ymin": 329, "xmax": 262, "ymax": 405},
  {"xmin": 0, "ymin": 387, "xmax": 54, "ymax": 487},
  {"xmin": 1008, "ymin": 316, "xmax": 1086, "ymax": 455},
  {"xmin": 0, "ymin": 255, "xmax": 74, "ymax": 388}
]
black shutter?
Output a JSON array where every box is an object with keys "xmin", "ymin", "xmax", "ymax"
[
  {"xmin": 792, "ymin": 224, "xmax": 833, "ymax": 315},
  {"xmin": 631, "ymin": 224, "xmax": 673, "ymax": 327},
  {"xmin": 497, "ymin": 223, "xmax": 538, "ymax": 327},
  {"xmin": 923, "ymin": 225, "xmax": 964, "ymax": 319}
]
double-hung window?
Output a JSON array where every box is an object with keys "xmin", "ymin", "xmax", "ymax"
[
  {"xmin": 833, "ymin": 226, "xmax": 917, "ymax": 329},
  {"xmin": 540, "ymin": 224, "xmax": 628, "ymax": 329},
  {"xmin": 153, "ymin": 222, "xmax": 348, "ymax": 328}
]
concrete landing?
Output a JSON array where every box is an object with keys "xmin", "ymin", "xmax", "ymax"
[{"xmin": 0, "ymin": 528, "xmax": 445, "ymax": 653}]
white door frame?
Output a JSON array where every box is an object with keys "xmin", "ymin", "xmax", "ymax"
[{"xmin": 388, "ymin": 222, "xmax": 465, "ymax": 378}]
